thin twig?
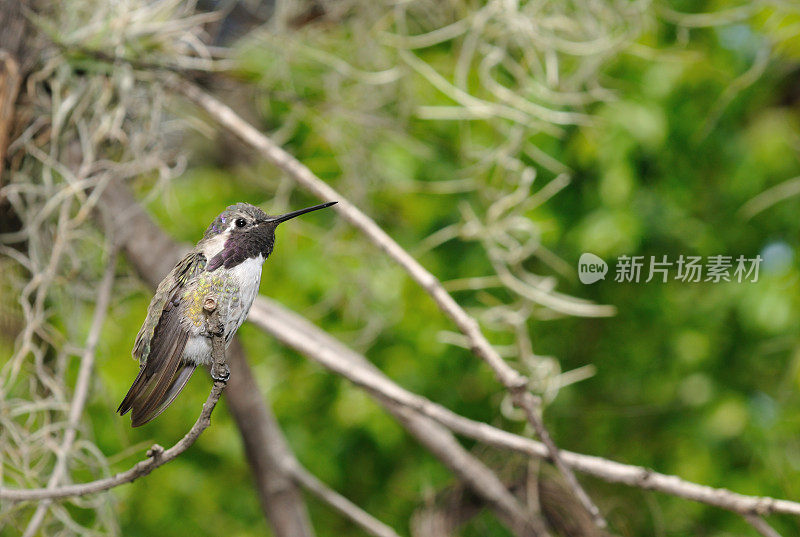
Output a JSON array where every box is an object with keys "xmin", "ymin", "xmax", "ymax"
[
  {"xmin": 0, "ymin": 307, "xmax": 228, "ymax": 502},
  {"xmin": 696, "ymin": 44, "xmax": 770, "ymax": 141},
  {"xmin": 743, "ymin": 514, "xmax": 782, "ymax": 537},
  {"xmin": 739, "ymin": 175, "xmax": 800, "ymax": 220},
  {"xmin": 171, "ymin": 77, "xmax": 607, "ymax": 528}
]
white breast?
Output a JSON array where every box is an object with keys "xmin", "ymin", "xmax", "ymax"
[
  {"xmin": 224, "ymin": 254, "xmax": 264, "ymax": 338},
  {"xmin": 182, "ymin": 254, "xmax": 265, "ymax": 366}
]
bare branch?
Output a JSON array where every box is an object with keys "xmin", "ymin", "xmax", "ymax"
[
  {"xmin": 0, "ymin": 0, "xmax": 37, "ymax": 186},
  {"xmin": 0, "ymin": 306, "xmax": 228, "ymax": 502},
  {"xmin": 245, "ymin": 297, "xmax": 800, "ymax": 520},
  {"xmin": 0, "ymin": 51, "xmax": 20, "ymax": 186},
  {"xmin": 739, "ymin": 175, "xmax": 800, "ymax": 220},
  {"xmin": 0, "ymin": 380, "xmax": 226, "ymax": 501},
  {"xmin": 171, "ymin": 77, "xmax": 606, "ymax": 528},
  {"xmin": 387, "ymin": 403, "xmax": 549, "ymax": 536},
  {"xmin": 743, "ymin": 514, "xmax": 782, "ymax": 537}
]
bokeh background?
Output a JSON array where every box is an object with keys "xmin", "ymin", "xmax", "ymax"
[{"xmin": 3, "ymin": 1, "xmax": 800, "ymax": 535}]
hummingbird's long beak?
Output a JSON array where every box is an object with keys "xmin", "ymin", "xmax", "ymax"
[{"xmin": 263, "ymin": 201, "xmax": 337, "ymax": 225}]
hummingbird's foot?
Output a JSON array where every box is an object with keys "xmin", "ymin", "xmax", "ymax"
[{"xmin": 211, "ymin": 362, "xmax": 230, "ymax": 383}]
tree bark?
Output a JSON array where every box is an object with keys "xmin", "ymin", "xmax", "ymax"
[
  {"xmin": 226, "ymin": 339, "xmax": 316, "ymax": 537},
  {"xmin": 0, "ymin": 0, "xmax": 39, "ymax": 185}
]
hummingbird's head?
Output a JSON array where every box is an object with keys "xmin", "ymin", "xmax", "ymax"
[
  {"xmin": 203, "ymin": 201, "xmax": 337, "ymax": 271},
  {"xmin": 204, "ymin": 203, "xmax": 268, "ymax": 241}
]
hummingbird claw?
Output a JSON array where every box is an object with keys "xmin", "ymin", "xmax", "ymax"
[{"xmin": 211, "ymin": 362, "xmax": 230, "ymax": 383}]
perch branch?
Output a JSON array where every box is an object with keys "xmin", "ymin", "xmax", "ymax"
[
  {"xmin": 0, "ymin": 306, "xmax": 228, "ymax": 502},
  {"xmin": 171, "ymin": 77, "xmax": 606, "ymax": 529}
]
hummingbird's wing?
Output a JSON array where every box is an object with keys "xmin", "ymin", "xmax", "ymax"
[{"xmin": 118, "ymin": 252, "xmax": 207, "ymax": 426}]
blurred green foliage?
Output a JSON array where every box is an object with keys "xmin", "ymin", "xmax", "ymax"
[{"xmin": 6, "ymin": 1, "xmax": 800, "ymax": 536}]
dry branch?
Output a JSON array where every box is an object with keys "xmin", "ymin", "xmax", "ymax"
[
  {"xmin": 245, "ymin": 296, "xmax": 800, "ymax": 519},
  {"xmin": 1, "ymin": 370, "xmax": 225, "ymax": 503},
  {"xmin": 171, "ymin": 76, "xmax": 606, "ymax": 529},
  {"xmin": 0, "ymin": 297, "xmax": 226, "ymax": 502},
  {"xmin": 0, "ymin": 0, "xmax": 34, "ymax": 185},
  {"xmin": 0, "ymin": 50, "xmax": 20, "ymax": 183},
  {"xmin": 744, "ymin": 514, "xmax": 783, "ymax": 537}
]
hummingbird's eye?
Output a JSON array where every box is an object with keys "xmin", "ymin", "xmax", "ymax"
[{"xmin": 235, "ymin": 218, "xmax": 247, "ymax": 228}]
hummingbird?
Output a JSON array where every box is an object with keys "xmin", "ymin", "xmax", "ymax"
[{"xmin": 118, "ymin": 200, "xmax": 337, "ymax": 427}]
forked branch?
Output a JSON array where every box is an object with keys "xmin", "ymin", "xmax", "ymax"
[{"xmin": 246, "ymin": 297, "xmax": 800, "ymax": 521}]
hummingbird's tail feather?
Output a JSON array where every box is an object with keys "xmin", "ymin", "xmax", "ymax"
[
  {"xmin": 117, "ymin": 365, "xmax": 149, "ymax": 416},
  {"xmin": 117, "ymin": 341, "xmax": 191, "ymax": 424},
  {"xmin": 133, "ymin": 363, "xmax": 197, "ymax": 427},
  {"xmin": 117, "ymin": 359, "xmax": 196, "ymax": 427}
]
